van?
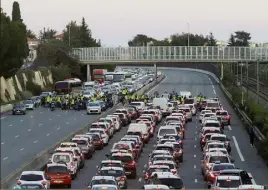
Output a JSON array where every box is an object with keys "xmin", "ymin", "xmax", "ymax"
[
  {"xmin": 153, "ymin": 98, "xmax": 171, "ymax": 116},
  {"xmin": 157, "ymin": 126, "xmax": 177, "ymax": 141},
  {"xmin": 127, "ymin": 123, "xmax": 149, "ymax": 143}
]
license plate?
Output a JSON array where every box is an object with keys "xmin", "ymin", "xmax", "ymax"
[
  {"xmin": 54, "ymin": 180, "xmax": 63, "ymax": 183},
  {"xmin": 16, "ymin": 111, "xmax": 20, "ymax": 113}
]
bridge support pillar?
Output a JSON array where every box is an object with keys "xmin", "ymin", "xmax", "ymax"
[
  {"xmin": 87, "ymin": 64, "xmax": 91, "ymax": 81},
  {"xmin": 220, "ymin": 62, "xmax": 224, "ymax": 80},
  {"xmin": 154, "ymin": 63, "xmax": 157, "ymax": 79}
]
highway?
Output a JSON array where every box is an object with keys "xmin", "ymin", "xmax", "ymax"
[
  {"xmin": 69, "ymin": 68, "xmax": 268, "ymax": 189},
  {"xmin": 0, "ymin": 104, "xmax": 118, "ymax": 177}
]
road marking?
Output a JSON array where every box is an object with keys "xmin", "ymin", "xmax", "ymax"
[
  {"xmin": 232, "ymin": 136, "xmax": 245, "ymax": 161},
  {"xmin": 194, "ymin": 137, "xmax": 197, "ymax": 140},
  {"xmin": 194, "ymin": 179, "xmax": 198, "ymax": 183},
  {"xmin": 138, "ymin": 177, "xmax": 142, "ymax": 182},
  {"xmin": 228, "ymin": 125, "xmax": 232, "ymax": 130},
  {"xmin": 46, "ymin": 133, "xmax": 50, "ymax": 136},
  {"xmin": 196, "ymin": 126, "xmax": 197, "ymax": 128},
  {"xmin": 20, "ymin": 120, "xmax": 23, "ymax": 122},
  {"xmin": 248, "ymin": 173, "xmax": 256, "ymax": 184},
  {"xmin": 30, "ymin": 115, "xmax": 34, "ymax": 118},
  {"xmin": 195, "ymin": 131, "xmax": 197, "ymax": 134},
  {"xmin": 66, "ymin": 122, "xmax": 70, "ymax": 124},
  {"xmin": 0, "ymin": 116, "xmax": 5, "ymax": 120},
  {"xmin": 58, "ymin": 114, "xmax": 60, "ymax": 116},
  {"xmin": 9, "ymin": 124, "xmax": 12, "ymax": 127},
  {"xmin": 194, "ymin": 154, "xmax": 196, "ymax": 158},
  {"xmin": 3, "ymin": 157, "xmax": 8, "ymax": 161},
  {"xmin": 194, "ymin": 165, "xmax": 196, "ymax": 169},
  {"xmin": 15, "ymin": 135, "xmax": 19, "ymax": 138},
  {"xmin": 147, "ymin": 75, "xmax": 167, "ymax": 94},
  {"xmin": 1, "ymin": 142, "xmax": 5, "ymax": 145},
  {"xmin": 39, "ymin": 123, "xmax": 43, "ymax": 126},
  {"xmin": 33, "ymin": 141, "xmax": 38, "ymax": 143},
  {"xmin": 194, "ymin": 145, "xmax": 196, "ymax": 148},
  {"xmin": 20, "ymin": 148, "xmax": 24, "ymax": 151},
  {"xmin": 57, "ymin": 127, "xmax": 60, "ymax": 130},
  {"xmin": 213, "ymin": 89, "xmax": 216, "ymax": 94},
  {"xmin": 28, "ymin": 129, "xmax": 31, "ymax": 132},
  {"xmin": 49, "ymin": 118, "xmax": 52, "ymax": 120},
  {"xmin": 40, "ymin": 112, "xmax": 43, "ymax": 113},
  {"xmin": 196, "ymin": 120, "xmax": 197, "ymax": 123},
  {"xmin": 74, "ymin": 118, "xmax": 76, "ymax": 120}
]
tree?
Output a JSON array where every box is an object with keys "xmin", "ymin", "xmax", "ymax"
[
  {"xmin": 26, "ymin": 29, "xmax": 36, "ymax": 39},
  {"xmin": 12, "ymin": 1, "xmax": 21, "ymax": 21},
  {"xmin": 228, "ymin": 31, "xmax": 251, "ymax": 46},
  {"xmin": 128, "ymin": 34, "xmax": 156, "ymax": 46},
  {"xmin": 207, "ymin": 32, "xmax": 217, "ymax": 46},
  {"xmin": 228, "ymin": 34, "xmax": 236, "ymax": 46},
  {"xmin": 39, "ymin": 28, "xmax": 57, "ymax": 40}
]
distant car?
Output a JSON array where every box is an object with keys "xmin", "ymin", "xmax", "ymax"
[
  {"xmin": 87, "ymin": 102, "xmax": 102, "ymax": 114},
  {"xmin": 23, "ymin": 100, "xmax": 35, "ymax": 110},
  {"xmin": 12, "ymin": 103, "xmax": 26, "ymax": 115},
  {"xmin": 29, "ymin": 96, "xmax": 41, "ymax": 107},
  {"xmin": 40, "ymin": 92, "xmax": 52, "ymax": 98}
]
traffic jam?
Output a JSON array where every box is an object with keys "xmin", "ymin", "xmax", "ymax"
[{"xmin": 13, "ymin": 91, "xmax": 266, "ymax": 190}]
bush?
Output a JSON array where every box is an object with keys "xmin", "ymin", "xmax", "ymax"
[
  {"xmin": 51, "ymin": 66, "xmax": 71, "ymax": 82},
  {"xmin": 26, "ymin": 81, "xmax": 42, "ymax": 96}
]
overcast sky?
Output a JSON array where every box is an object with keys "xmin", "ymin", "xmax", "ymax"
[{"xmin": 2, "ymin": 0, "xmax": 268, "ymax": 46}]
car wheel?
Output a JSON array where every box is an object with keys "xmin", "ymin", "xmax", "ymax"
[
  {"xmin": 23, "ymin": 112, "xmax": 26, "ymax": 115},
  {"xmin": 132, "ymin": 173, "xmax": 137, "ymax": 179},
  {"xmin": 228, "ymin": 120, "xmax": 230, "ymax": 125}
]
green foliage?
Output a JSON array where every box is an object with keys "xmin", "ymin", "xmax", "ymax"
[
  {"xmin": 228, "ymin": 31, "xmax": 251, "ymax": 46},
  {"xmin": 12, "ymin": 1, "xmax": 21, "ymax": 21},
  {"xmin": 39, "ymin": 27, "xmax": 57, "ymax": 40},
  {"xmin": 51, "ymin": 66, "xmax": 72, "ymax": 82},
  {"xmin": 128, "ymin": 34, "xmax": 157, "ymax": 46},
  {"xmin": 26, "ymin": 29, "xmax": 36, "ymax": 39},
  {"xmin": 26, "ymin": 81, "xmax": 42, "ymax": 96},
  {"xmin": 207, "ymin": 32, "xmax": 217, "ymax": 46}
]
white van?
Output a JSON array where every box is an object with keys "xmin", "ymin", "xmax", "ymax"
[
  {"xmin": 127, "ymin": 123, "xmax": 149, "ymax": 143},
  {"xmin": 180, "ymin": 91, "xmax": 192, "ymax": 98},
  {"xmin": 153, "ymin": 98, "xmax": 171, "ymax": 116},
  {"xmin": 157, "ymin": 126, "xmax": 177, "ymax": 140}
]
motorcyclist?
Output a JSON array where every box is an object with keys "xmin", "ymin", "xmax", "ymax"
[{"xmin": 150, "ymin": 173, "xmax": 161, "ymax": 184}]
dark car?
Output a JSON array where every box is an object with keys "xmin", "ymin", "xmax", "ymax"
[{"xmin": 12, "ymin": 103, "xmax": 26, "ymax": 115}]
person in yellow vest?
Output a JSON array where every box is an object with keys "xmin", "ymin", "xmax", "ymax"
[
  {"xmin": 144, "ymin": 98, "xmax": 147, "ymax": 104},
  {"xmin": 181, "ymin": 97, "xmax": 184, "ymax": 104}
]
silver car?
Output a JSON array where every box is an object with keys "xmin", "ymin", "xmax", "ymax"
[{"xmin": 23, "ymin": 100, "xmax": 34, "ymax": 110}]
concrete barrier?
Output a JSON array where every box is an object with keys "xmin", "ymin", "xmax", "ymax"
[
  {"xmin": 0, "ymin": 75, "xmax": 164, "ymax": 189},
  {"xmin": 0, "ymin": 104, "xmax": 13, "ymax": 114}
]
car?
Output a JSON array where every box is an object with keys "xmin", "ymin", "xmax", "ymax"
[
  {"xmin": 91, "ymin": 184, "xmax": 118, "ymax": 190},
  {"xmin": 216, "ymin": 110, "xmax": 231, "ymax": 125},
  {"xmin": 209, "ymin": 134, "xmax": 231, "ymax": 153},
  {"xmin": 89, "ymin": 128, "xmax": 109, "ymax": 145},
  {"xmin": 210, "ymin": 175, "xmax": 242, "ymax": 189},
  {"xmin": 142, "ymin": 184, "xmax": 170, "ymax": 190},
  {"xmin": 16, "ymin": 171, "xmax": 50, "ymax": 189},
  {"xmin": 86, "ymin": 176, "xmax": 117, "ymax": 189},
  {"xmin": 99, "ymin": 167, "xmax": 127, "ymax": 189},
  {"xmin": 71, "ymin": 137, "xmax": 95, "ymax": 159},
  {"xmin": 87, "ymin": 101, "xmax": 101, "ymax": 114},
  {"xmin": 199, "ymin": 110, "xmax": 212, "ymax": 121},
  {"xmin": 152, "ymin": 160, "xmax": 178, "ymax": 175},
  {"xmin": 165, "ymin": 142, "xmax": 183, "ymax": 162},
  {"xmin": 143, "ymin": 165, "xmax": 170, "ymax": 183},
  {"xmin": 46, "ymin": 163, "xmax": 71, "ymax": 188},
  {"xmin": 12, "ymin": 103, "xmax": 26, "ymax": 115},
  {"xmin": 29, "ymin": 96, "xmax": 41, "ymax": 107},
  {"xmin": 87, "ymin": 133, "xmax": 104, "ymax": 150}
]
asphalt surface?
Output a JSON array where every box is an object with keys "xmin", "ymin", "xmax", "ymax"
[
  {"xmin": 2, "ymin": 68, "xmax": 268, "ymax": 188},
  {"xmin": 70, "ymin": 68, "xmax": 268, "ymax": 189}
]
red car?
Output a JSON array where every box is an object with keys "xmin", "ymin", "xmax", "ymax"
[
  {"xmin": 46, "ymin": 163, "xmax": 71, "ymax": 188},
  {"xmin": 216, "ymin": 110, "xmax": 231, "ymax": 125}
]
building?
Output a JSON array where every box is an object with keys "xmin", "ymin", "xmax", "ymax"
[
  {"xmin": 216, "ymin": 41, "xmax": 228, "ymax": 46},
  {"xmin": 55, "ymin": 33, "xmax": 64, "ymax": 40},
  {"xmin": 27, "ymin": 38, "xmax": 40, "ymax": 49},
  {"xmin": 26, "ymin": 38, "xmax": 40, "ymax": 62}
]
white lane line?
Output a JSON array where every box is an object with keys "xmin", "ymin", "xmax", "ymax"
[
  {"xmin": 20, "ymin": 120, "xmax": 23, "ymax": 122},
  {"xmin": 144, "ymin": 164, "xmax": 147, "ymax": 168},
  {"xmin": 56, "ymin": 127, "xmax": 60, "ymax": 130},
  {"xmin": 213, "ymin": 89, "xmax": 216, "ymax": 94},
  {"xmin": 58, "ymin": 114, "xmax": 60, "ymax": 116},
  {"xmin": 33, "ymin": 141, "xmax": 38, "ymax": 143},
  {"xmin": 3, "ymin": 157, "xmax": 8, "ymax": 161},
  {"xmin": 147, "ymin": 75, "xmax": 167, "ymax": 94},
  {"xmin": 30, "ymin": 115, "xmax": 34, "ymax": 118},
  {"xmin": 248, "ymin": 173, "xmax": 256, "ymax": 185},
  {"xmin": 20, "ymin": 148, "xmax": 24, "ymax": 151},
  {"xmin": 15, "ymin": 135, "xmax": 19, "ymax": 138},
  {"xmin": 49, "ymin": 118, "xmax": 52, "ymax": 120},
  {"xmin": 40, "ymin": 112, "xmax": 43, "ymax": 113},
  {"xmin": 138, "ymin": 177, "xmax": 142, "ymax": 182},
  {"xmin": 195, "ymin": 126, "xmax": 197, "ymax": 128},
  {"xmin": 195, "ymin": 131, "xmax": 197, "ymax": 134},
  {"xmin": 1, "ymin": 142, "xmax": 5, "ymax": 145},
  {"xmin": 194, "ymin": 179, "xmax": 198, "ymax": 183},
  {"xmin": 194, "ymin": 165, "xmax": 196, "ymax": 169},
  {"xmin": 194, "ymin": 154, "xmax": 196, "ymax": 158},
  {"xmin": 194, "ymin": 145, "xmax": 196, "ymax": 148},
  {"xmin": 66, "ymin": 122, "xmax": 70, "ymax": 124},
  {"xmin": 39, "ymin": 123, "xmax": 43, "ymax": 126},
  {"xmin": 212, "ymin": 85, "xmax": 215, "ymax": 89},
  {"xmin": 46, "ymin": 133, "xmax": 50, "ymax": 136},
  {"xmin": 9, "ymin": 124, "xmax": 12, "ymax": 127},
  {"xmin": 232, "ymin": 136, "xmax": 245, "ymax": 161},
  {"xmin": 228, "ymin": 125, "xmax": 232, "ymax": 130},
  {"xmin": 194, "ymin": 137, "xmax": 197, "ymax": 140},
  {"xmin": 28, "ymin": 129, "xmax": 31, "ymax": 132},
  {"xmin": 0, "ymin": 116, "xmax": 5, "ymax": 120},
  {"xmin": 74, "ymin": 118, "xmax": 76, "ymax": 120}
]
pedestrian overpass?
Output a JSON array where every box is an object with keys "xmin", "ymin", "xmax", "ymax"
[{"xmin": 72, "ymin": 46, "xmax": 268, "ymax": 81}]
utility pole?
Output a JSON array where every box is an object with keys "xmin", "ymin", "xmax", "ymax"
[
  {"xmin": 187, "ymin": 23, "xmax": 190, "ymax": 58},
  {"xmin": 68, "ymin": 24, "xmax": 71, "ymax": 47},
  {"xmin": 246, "ymin": 62, "xmax": 249, "ymax": 93},
  {"xmin": 256, "ymin": 60, "xmax": 260, "ymax": 104},
  {"xmin": 241, "ymin": 64, "xmax": 244, "ymax": 105}
]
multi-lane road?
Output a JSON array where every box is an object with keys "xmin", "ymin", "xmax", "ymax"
[{"xmin": 1, "ymin": 68, "xmax": 268, "ymax": 188}]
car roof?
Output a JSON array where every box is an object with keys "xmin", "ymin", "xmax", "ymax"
[
  {"xmin": 152, "ymin": 150, "xmax": 170, "ymax": 153},
  {"xmin": 100, "ymin": 167, "xmax": 123, "ymax": 171},
  {"xmin": 101, "ymin": 160, "xmax": 122, "ymax": 164},
  {"xmin": 153, "ymin": 160, "xmax": 174, "ymax": 164},
  {"xmin": 92, "ymin": 176, "xmax": 116, "ymax": 180},
  {"xmin": 152, "ymin": 172, "xmax": 180, "ymax": 179},
  {"xmin": 216, "ymin": 175, "xmax": 241, "ymax": 180},
  {"xmin": 111, "ymin": 152, "xmax": 132, "ymax": 157},
  {"xmin": 72, "ymin": 137, "xmax": 88, "ymax": 141},
  {"xmin": 211, "ymin": 134, "xmax": 226, "ymax": 137},
  {"xmin": 21, "ymin": 171, "xmax": 44, "ymax": 175},
  {"xmin": 156, "ymin": 143, "xmax": 174, "ymax": 147},
  {"xmin": 154, "ymin": 154, "xmax": 173, "ymax": 158},
  {"xmin": 148, "ymin": 165, "xmax": 170, "ymax": 169},
  {"xmin": 47, "ymin": 163, "xmax": 67, "ymax": 167}
]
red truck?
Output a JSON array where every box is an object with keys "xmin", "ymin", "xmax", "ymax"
[{"xmin": 93, "ymin": 69, "xmax": 107, "ymax": 83}]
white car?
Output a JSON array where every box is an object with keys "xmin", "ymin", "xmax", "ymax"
[
  {"xmin": 89, "ymin": 128, "xmax": 109, "ymax": 145},
  {"xmin": 17, "ymin": 171, "xmax": 50, "ymax": 189},
  {"xmin": 199, "ymin": 110, "xmax": 212, "ymax": 122},
  {"xmin": 23, "ymin": 100, "xmax": 34, "ymax": 110},
  {"xmin": 87, "ymin": 102, "xmax": 101, "ymax": 114},
  {"xmin": 106, "ymin": 116, "xmax": 121, "ymax": 131}
]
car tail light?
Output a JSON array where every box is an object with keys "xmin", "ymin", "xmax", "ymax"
[
  {"xmin": 209, "ymin": 172, "xmax": 215, "ymax": 178},
  {"xmin": 145, "ymin": 173, "xmax": 149, "ymax": 179},
  {"xmin": 178, "ymin": 140, "xmax": 182, "ymax": 144},
  {"xmin": 172, "ymin": 170, "xmax": 177, "ymax": 174},
  {"xmin": 226, "ymin": 115, "xmax": 230, "ymax": 119},
  {"xmin": 129, "ymin": 161, "xmax": 136, "ymax": 166},
  {"xmin": 202, "ymin": 139, "xmax": 205, "ymax": 142},
  {"xmin": 120, "ymin": 177, "xmax": 126, "ymax": 181},
  {"xmin": 41, "ymin": 181, "xmax": 46, "ymax": 185},
  {"xmin": 17, "ymin": 181, "xmax": 21, "ymax": 185}
]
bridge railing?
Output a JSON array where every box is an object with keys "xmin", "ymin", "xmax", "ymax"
[{"xmin": 72, "ymin": 46, "xmax": 268, "ymax": 62}]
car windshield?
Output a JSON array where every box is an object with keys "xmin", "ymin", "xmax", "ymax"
[
  {"xmin": 219, "ymin": 172, "xmax": 240, "ymax": 176},
  {"xmin": 208, "ymin": 144, "xmax": 224, "ymax": 149},
  {"xmin": 209, "ymin": 156, "xmax": 229, "ymax": 163},
  {"xmin": 159, "ymin": 129, "xmax": 176, "ymax": 136},
  {"xmin": 90, "ymin": 130, "xmax": 104, "ymax": 134},
  {"xmin": 154, "ymin": 163, "xmax": 175, "ymax": 169},
  {"xmin": 20, "ymin": 184, "xmax": 43, "ymax": 189},
  {"xmin": 23, "ymin": 100, "xmax": 32, "ymax": 104},
  {"xmin": 216, "ymin": 179, "xmax": 241, "ymax": 188},
  {"xmin": 127, "ymin": 131, "xmax": 142, "ymax": 136},
  {"xmin": 111, "ymin": 155, "xmax": 133, "ymax": 162},
  {"xmin": 88, "ymin": 102, "xmax": 100, "ymax": 106},
  {"xmin": 114, "ymin": 144, "xmax": 130, "ymax": 150},
  {"xmin": 130, "ymin": 102, "xmax": 141, "ymax": 106},
  {"xmin": 216, "ymin": 112, "xmax": 228, "ymax": 116},
  {"xmin": 153, "ymin": 157, "xmax": 173, "ymax": 161},
  {"xmin": 84, "ymin": 91, "xmax": 93, "ymax": 95},
  {"xmin": 91, "ymin": 179, "xmax": 116, "ymax": 186},
  {"xmin": 155, "ymin": 146, "xmax": 173, "ymax": 153},
  {"xmin": 72, "ymin": 139, "xmax": 87, "ymax": 145},
  {"xmin": 14, "ymin": 104, "xmax": 24, "ymax": 108},
  {"xmin": 212, "ymin": 165, "xmax": 235, "ymax": 171},
  {"xmin": 20, "ymin": 174, "xmax": 43, "ymax": 181},
  {"xmin": 158, "ymin": 178, "xmax": 184, "ymax": 189},
  {"xmin": 148, "ymin": 168, "xmax": 170, "ymax": 174},
  {"xmin": 101, "ymin": 163, "xmax": 121, "ymax": 168},
  {"xmin": 47, "ymin": 166, "xmax": 68, "ymax": 173},
  {"xmin": 91, "ymin": 125, "xmax": 106, "ymax": 129},
  {"xmin": 100, "ymin": 170, "xmax": 123, "ymax": 177},
  {"xmin": 211, "ymin": 137, "xmax": 226, "ymax": 141},
  {"xmin": 207, "ymin": 102, "xmax": 219, "ymax": 107},
  {"xmin": 204, "ymin": 130, "xmax": 219, "ymax": 135},
  {"xmin": 90, "ymin": 134, "xmax": 100, "ymax": 140},
  {"xmin": 205, "ymin": 123, "xmax": 220, "ymax": 127},
  {"xmin": 52, "ymin": 155, "xmax": 70, "ymax": 163},
  {"xmin": 127, "ymin": 107, "xmax": 135, "ymax": 112}
]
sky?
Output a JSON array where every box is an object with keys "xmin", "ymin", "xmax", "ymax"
[{"xmin": 2, "ymin": 0, "xmax": 268, "ymax": 46}]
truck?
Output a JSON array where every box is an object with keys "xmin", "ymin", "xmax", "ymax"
[{"xmin": 93, "ymin": 69, "xmax": 107, "ymax": 84}]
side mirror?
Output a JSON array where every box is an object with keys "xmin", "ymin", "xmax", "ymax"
[
  {"xmin": 96, "ymin": 166, "xmax": 99, "ymax": 169},
  {"xmin": 105, "ymin": 154, "xmax": 110, "ymax": 159}
]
